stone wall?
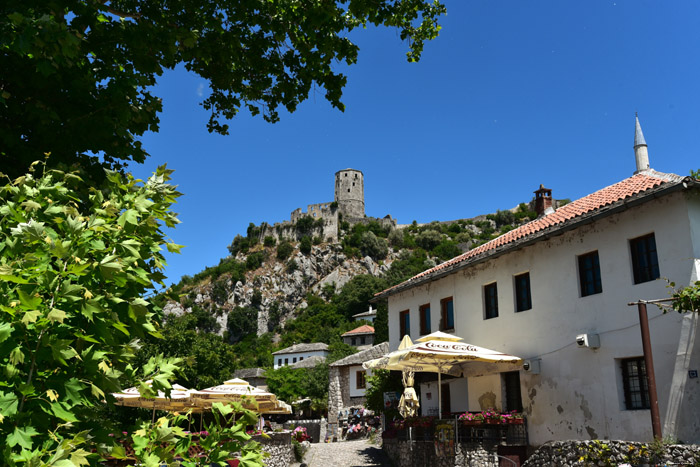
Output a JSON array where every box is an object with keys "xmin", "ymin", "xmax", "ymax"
[
  {"xmin": 523, "ymin": 440, "xmax": 700, "ymax": 466},
  {"xmin": 250, "ymin": 432, "xmax": 293, "ymax": 467},
  {"xmin": 328, "ymin": 366, "xmax": 352, "ymax": 429},
  {"xmin": 383, "ymin": 439, "xmax": 501, "ymax": 467},
  {"xmin": 283, "ymin": 419, "xmax": 326, "ymax": 444}
]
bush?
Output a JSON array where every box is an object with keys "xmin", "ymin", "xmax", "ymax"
[
  {"xmin": 286, "ymin": 259, "xmax": 298, "ymax": 273},
  {"xmin": 415, "ymin": 229, "xmax": 443, "ymax": 250},
  {"xmin": 360, "ymin": 231, "xmax": 389, "ymax": 260},
  {"xmin": 276, "ymin": 240, "xmax": 294, "ymax": 260},
  {"xmin": 300, "ymin": 235, "xmax": 312, "ymax": 254},
  {"xmin": 228, "ymin": 233, "xmax": 250, "ymax": 255},
  {"xmin": 263, "ymin": 236, "xmax": 276, "ymax": 247},
  {"xmin": 246, "ymin": 250, "xmax": 268, "ymax": 270},
  {"xmin": 388, "ymin": 229, "xmax": 404, "ymax": 248}
]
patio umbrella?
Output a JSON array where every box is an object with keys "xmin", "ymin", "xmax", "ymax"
[
  {"xmin": 363, "ymin": 331, "xmax": 523, "ymax": 419},
  {"xmin": 190, "ymin": 378, "xmax": 283, "ymax": 413},
  {"xmin": 112, "ymin": 381, "xmax": 201, "ymax": 422}
]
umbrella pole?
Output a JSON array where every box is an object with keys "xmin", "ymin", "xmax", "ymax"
[{"xmin": 438, "ymin": 371, "xmax": 442, "ymax": 420}]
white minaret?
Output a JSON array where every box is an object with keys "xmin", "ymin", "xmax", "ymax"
[{"xmin": 634, "ymin": 114, "xmax": 650, "ymax": 174}]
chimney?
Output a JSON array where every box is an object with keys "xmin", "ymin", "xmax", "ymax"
[{"xmin": 534, "ymin": 184, "xmax": 553, "ymax": 217}]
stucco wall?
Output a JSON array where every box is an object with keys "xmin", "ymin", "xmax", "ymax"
[
  {"xmin": 419, "ymin": 378, "xmax": 470, "ymax": 416},
  {"xmin": 273, "ymin": 350, "xmax": 327, "ymax": 369},
  {"xmin": 387, "ymin": 191, "xmax": 700, "ymax": 444}
]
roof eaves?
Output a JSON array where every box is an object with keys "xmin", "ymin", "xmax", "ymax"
[{"xmin": 372, "ymin": 177, "xmax": 693, "ymax": 301}]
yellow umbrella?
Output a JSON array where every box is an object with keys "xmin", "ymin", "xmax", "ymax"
[
  {"xmin": 191, "ymin": 378, "xmax": 282, "ymax": 413},
  {"xmin": 364, "ymin": 331, "xmax": 522, "ymax": 419},
  {"xmin": 112, "ymin": 381, "xmax": 201, "ymax": 422}
]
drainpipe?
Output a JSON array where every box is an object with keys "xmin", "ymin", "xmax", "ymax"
[{"xmin": 628, "ymin": 300, "xmax": 663, "ymax": 440}]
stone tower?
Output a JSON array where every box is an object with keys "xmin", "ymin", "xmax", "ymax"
[
  {"xmin": 335, "ymin": 168, "xmax": 365, "ymax": 218},
  {"xmin": 633, "ymin": 114, "xmax": 650, "ymax": 174}
]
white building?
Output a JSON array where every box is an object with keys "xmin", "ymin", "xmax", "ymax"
[
  {"xmin": 272, "ymin": 343, "xmax": 328, "ymax": 369},
  {"xmin": 374, "ymin": 118, "xmax": 700, "ymax": 445}
]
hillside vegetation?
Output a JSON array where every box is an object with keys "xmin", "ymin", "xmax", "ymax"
[{"xmin": 140, "ymin": 203, "xmax": 540, "ymax": 402}]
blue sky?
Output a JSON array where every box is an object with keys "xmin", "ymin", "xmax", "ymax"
[{"xmin": 129, "ymin": 1, "xmax": 700, "ymax": 288}]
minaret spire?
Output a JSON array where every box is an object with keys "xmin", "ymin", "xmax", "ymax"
[{"xmin": 633, "ymin": 113, "xmax": 650, "ymax": 174}]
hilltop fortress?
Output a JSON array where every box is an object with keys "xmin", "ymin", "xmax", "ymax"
[{"xmin": 265, "ymin": 168, "xmax": 396, "ymax": 242}]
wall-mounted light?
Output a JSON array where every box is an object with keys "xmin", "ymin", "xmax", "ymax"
[{"xmin": 576, "ymin": 333, "xmax": 600, "ymax": 349}]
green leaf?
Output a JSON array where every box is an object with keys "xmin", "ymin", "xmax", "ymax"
[
  {"xmin": 166, "ymin": 243, "xmax": 185, "ymax": 253},
  {"xmin": 0, "ymin": 274, "xmax": 29, "ymax": 284},
  {"xmin": 48, "ymin": 307, "xmax": 68, "ymax": 323},
  {"xmin": 51, "ymin": 401, "xmax": 79, "ymax": 422},
  {"xmin": 0, "ymin": 391, "xmax": 19, "ymax": 421},
  {"xmin": 118, "ymin": 209, "xmax": 139, "ymax": 226},
  {"xmin": 7, "ymin": 425, "xmax": 38, "ymax": 449},
  {"xmin": 0, "ymin": 322, "xmax": 14, "ymax": 343},
  {"xmin": 81, "ymin": 300, "xmax": 103, "ymax": 320},
  {"xmin": 9, "ymin": 346, "xmax": 25, "ymax": 365},
  {"xmin": 21, "ymin": 309, "xmax": 41, "ymax": 325},
  {"xmin": 17, "ymin": 289, "xmax": 42, "ymax": 309}
]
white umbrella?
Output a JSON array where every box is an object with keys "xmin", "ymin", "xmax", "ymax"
[
  {"xmin": 363, "ymin": 331, "xmax": 522, "ymax": 419},
  {"xmin": 112, "ymin": 381, "xmax": 201, "ymax": 422},
  {"xmin": 190, "ymin": 378, "xmax": 283, "ymax": 413}
]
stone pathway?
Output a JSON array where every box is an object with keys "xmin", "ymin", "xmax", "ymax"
[{"xmin": 291, "ymin": 439, "xmax": 392, "ymax": 467}]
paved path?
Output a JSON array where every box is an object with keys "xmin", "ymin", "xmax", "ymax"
[{"xmin": 291, "ymin": 439, "xmax": 392, "ymax": 467}]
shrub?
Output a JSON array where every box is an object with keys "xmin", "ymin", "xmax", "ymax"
[
  {"xmin": 263, "ymin": 236, "xmax": 276, "ymax": 247},
  {"xmin": 360, "ymin": 231, "xmax": 389, "ymax": 260},
  {"xmin": 300, "ymin": 235, "xmax": 312, "ymax": 254},
  {"xmin": 415, "ymin": 229, "xmax": 443, "ymax": 250},
  {"xmin": 388, "ymin": 229, "xmax": 404, "ymax": 248},
  {"xmin": 245, "ymin": 250, "xmax": 268, "ymax": 270},
  {"xmin": 276, "ymin": 240, "xmax": 294, "ymax": 260},
  {"xmin": 286, "ymin": 259, "xmax": 298, "ymax": 273}
]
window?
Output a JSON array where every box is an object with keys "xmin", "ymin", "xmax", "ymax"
[
  {"xmin": 514, "ymin": 273, "xmax": 532, "ymax": 312},
  {"xmin": 503, "ymin": 371, "xmax": 523, "ymax": 412},
  {"xmin": 360, "ymin": 336, "xmax": 366, "ymax": 345},
  {"xmin": 440, "ymin": 297, "xmax": 454, "ymax": 331},
  {"xmin": 356, "ymin": 370, "xmax": 366, "ymax": 389},
  {"xmin": 277, "ymin": 359, "xmax": 282, "ymax": 366},
  {"xmin": 578, "ymin": 251, "xmax": 602, "ymax": 297},
  {"xmin": 621, "ymin": 357, "xmax": 650, "ymax": 410},
  {"xmin": 351, "ymin": 337, "xmax": 356, "ymax": 346},
  {"xmin": 419, "ymin": 304, "xmax": 431, "ymax": 335},
  {"xmin": 300, "ymin": 357, "xmax": 304, "ymax": 361},
  {"xmin": 399, "ymin": 310, "xmax": 410, "ymax": 338},
  {"xmin": 484, "ymin": 283, "xmax": 498, "ymax": 319},
  {"xmin": 630, "ymin": 233, "xmax": 660, "ymax": 284},
  {"xmin": 293, "ymin": 357, "xmax": 297, "ymax": 363},
  {"xmin": 284, "ymin": 358, "xmax": 288, "ymax": 365}
]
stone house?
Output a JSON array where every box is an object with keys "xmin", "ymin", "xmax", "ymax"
[
  {"xmin": 341, "ymin": 325, "xmax": 375, "ymax": 350},
  {"xmin": 352, "ymin": 305, "xmax": 377, "ymax": 323},
  {"xmin": 373, "ymin": 118, "xmax": 700, "ymax": 445},
  {"xmin": 272, "ymin": 343, "xmax": 328, "ymax": 369},
  {"xmin": 232, "ymin": 367, "xmax": 268, "ymax": 390},
  {"xmin": 328, "ymin": 342, "xmax": 389, "ymax": 428}
]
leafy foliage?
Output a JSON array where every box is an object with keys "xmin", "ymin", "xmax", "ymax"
[
  {"xmin": 0, "ymin": 163, "xmax": 187, "ymax": 464},
  {"xmin": 365, "ymin": 370, "xmax": 403, "ymax": 419},
  {"xmin": 1, "ymin": 0, "xmax": 446, "ymax": 179},
  {"xmin": 276, "ymin": 241, "xmax": 294, "ymax": 260},
  {"xmin": 226, "ymin": 306, "xmax": 259, "ymax": 343}
]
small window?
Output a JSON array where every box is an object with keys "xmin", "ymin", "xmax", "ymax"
[
  {"xmin": 630, "ymin": 233, "xmax": 660, "ymax": 284},
  {"xmin": 293, "ymin": 357, "xmax": 297, "ymax": 363},
  {"xmin": 351, "ymin": 337, "xmax": 356, "ymax": 346},
  {"xmin": 484, "ymin": 283, "xmax": 498, "ymax": 319},
  {"xmin": 277, "ymin": 359, "xmax": 282, "ymax": 366},
  {"xmin": 399, "ymin": 310, "xmax": 410, "ymax": 338},
  {"xmin": 300, "ymin": 357, "xmax": 304, "ymax": 361},
  {"xmin": 578, "ymin": 251, "xmax": 602, "ymax": 297},
  {"xmin": 356, "ymin": 370, "xmax": 366, "ymax": 389},
  {"xmin": 347, "ymin": 189, "xmax": 350, "ymax": 193},
  {"xmin": 621, "ymin": 357, "xmax": 650, "ymax": 410},
  {"xmin": 419, "ymin": 304, "xmax": 431, "ymax": 335},
  {"xmin": 514, "ymin": 273, "xmax": 532, "ymax": 312},
  {"xmin": 360, "ymin": 336, "xmax": 366, "ymax": 345},
  {"xmin": 284, "ymin": 358, "xmax": 288, "ymax": 365},
  {"xmin": 440, "ymin": 297, "xmax": 454, "ymax": 331}
]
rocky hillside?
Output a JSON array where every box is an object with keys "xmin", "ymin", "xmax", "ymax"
[
  {"xmin": 164, "ymin": 242, "xmax": 400, "ymax": 338},
  {"xmin": 162, "ymin": 201, "xmax": 551, "ymax": 343}
]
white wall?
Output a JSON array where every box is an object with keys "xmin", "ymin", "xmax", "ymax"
[
  {"xmin": 273, "ymin": 350, "xmax": 328, "ymax": 369},
  {"xmin": 348, "ymin": 365, "xmax": 372, "ymax": 397},
  {"xmin": 387, "ymin": 192, "xmax": 700, "ymax": 444},
  {"xmin": 419, "ymin": 378, "xmax": 469, "ymax": 416}
]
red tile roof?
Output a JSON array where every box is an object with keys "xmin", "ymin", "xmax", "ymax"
[
  {"xmin": 342, "ymin": 325, "xmax": 375, "ymax": 336},
  {"xmin": 377, "ymin": 171, "xmax": 686, "ymax": 298}
]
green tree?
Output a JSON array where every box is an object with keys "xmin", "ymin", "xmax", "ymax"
[
  {"xmin": 276, "ymin": 241, "xmax": 294, "ymax": 261},
  {"xmin": 0, "ymin": 164, "xmax": 186, "ymax": 464},
  {"xmin": 299, "ymin": 235, "xmax": 312, "ymax": 255},
  {"xmin": 333, "ymin": 275, "xmax": 388, "ymax": 320},
  {"xmin": 360, "ymin": 231, "xmax": 389, "ymax": 260},
  {"xmin": 1, "ymin": 0, "xmax": 445, "ymax": 179},
  {"xmin": 226, "ymin": 306, "xmax": 258, "ymax": 343}
]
